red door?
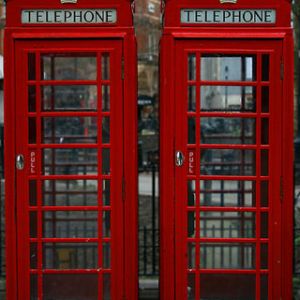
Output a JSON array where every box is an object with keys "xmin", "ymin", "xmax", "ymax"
[
  {"xmin": 15, "ymin": 39, "xmax": 124, "ymax": 300},
  {"xmin": 173, "ymin": 40, "xmax": 282, "ymax": 299}
]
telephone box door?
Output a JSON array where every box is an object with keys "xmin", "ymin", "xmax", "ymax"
[
  {"xmin": 15, "ymin": 39, "xmax": 124, "ymax": 300},
  {"xmin": 174, "ymin": 39, "xmax": 282, "ymax": 299}
]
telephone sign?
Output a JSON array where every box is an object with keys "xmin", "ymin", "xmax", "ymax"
[{"xmin": 5, "ymin": 1, "xmax": 137, "ymax": 300}]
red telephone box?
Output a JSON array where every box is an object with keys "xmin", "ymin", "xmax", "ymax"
[
  {"xmin": 160, "ymin": 0, "xmax": 294, "ymax": 299},
  {"xmin": 4, "ymin": 1, "xmax": 137, "ymax": 299}
]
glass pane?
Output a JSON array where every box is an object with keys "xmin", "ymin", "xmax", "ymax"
[
  {"xmin": 200, "ymin": 180, "xmax": 255, "ymax": 207},
  {"xmin": 261, "ymin": 213, "xmax": 269, "ymax": 238},
  {"xmin": 261, "ymin": 275, "xmax": 268, "ymax": 299},
  {"xmin": 201, "ymin": 55, "xmax": 256, "ymax": 81},
  {"xmin": 102, "ymin": 117, "xmax": 110, "ymax": 144},
  {"xmin": 200, "ymin": 149, "xmax": 256, "ymax": 176},
  {"xmin": 200, "ymin": 243, "xmax": 255, "ymax": 269},
  {"xmin": 102, "ymin": 148, "xmax": 110, "ymax": 175},
  {"xmin": 188, "ymin": 117, "xmax": 196, "ymax": 144},
  {"xmin": 102, "ymin": 53, "xmax": 110, "ymax": 80},
  {"xmin": 43, "ymin": 211, "xmax": 98, "ymax": 238},
  {"xmin": 102, "ymin": 85, "xmax": 110, "ymax": 111},
  {"xmin": 43, "ymin": 148, "xmax": 98, "ymax": 175},
  {"xmin": 261, "ymin": 150, "xmax": 269, "ymax": 176},
  {"xmin": 262, "ymin": 55, "xmax": 270, "ymax": 81},
  {"xmin": 188, "ymin": 242, "xmax": 196, "ymax": 269},
  {"xmin": 261, "ymin": 181, "xmax": 269, "ymax": 207},
  {"xmin": 43, "ymin": 117, "xmax": 97, "ymax": 144},
  {"xmin": 200, "ymin": 212, "xmax": 255, "ymax": 238},
  {"xmin": 261, "ymin": 118, "xmax": 269, "ymax": 145},
  {"xmin": 29, "ymin": 118, "xmax": 37, "ymax": 144},
  {"xmin": 30, "ymin": 212, "xmax": 37, "ymax": 238},
  {"xmin": 30, "ymin": 274, "xmax": 38, "ymax": 300},
  {"xmin": 28, "ymin": 53, "xmax": 36, "ymax": 80},
  {"xmin": 201, "ymin": 118, "xmax": 256, "ymax": 144},
  {"xmin": 42, "ymin": 85, "xmax": 97, "ymax": 111},
  {"xmin": 29, "ymin": 180, "xmax": 37, "ymax": 206},
  {"xmin": 187, "ymin": 180, "xmax": 196, "ymax": 206},
  {"xmin": 187, "ymin": 273, "xmax": 195, "ymax": 300},
  {"xmin": 103, "ymin": 180, "xmax": 111, "ymax": 206},
  {"xmin": 188, "ymin": 54, "xmax": 196, "ymax": 81},
  {"xmin": 28, "ymin": 85, "xmax": 36, "ymax": 112},
  {"xmin": 43, "ymin": 243, "xmax": 98, "ymax": 269},
  {"xmin": 103, "ymin": 243, "xmax": 111, "ymax": 269},
  {"xmin": 201, "ymin": 86, "xmax": 256, "ymax": 112},
  {"xmin": 103, "ymin": 273, "xmax": 111, "ymax": 300},
  {"xmin": 261, "ymin": 243, "xmax": 268, "ymax": 269},
  {"xmin": 103, "ymin": 211, "xmax": 111, "ymax": 237},
  {"xmin": 200, "ymin": 274, "xmax": 255, "ymax": 300},
  {"xmin": 261, "ymin": 86, "xmax": 269, "ymax": 113},
  {"xmin": 43, "ymin": 274, "xmax": 98, "ymax": 300},
  {"xmin": 188, "ymin": 211, "xmax": 196, "ymax": 238},
  {"xmin": 43, "ymin": 180, "xmax": 98, "ymax": 206},
  {"xmin": 30, "ymin": 243, "xmax": 37, "ymax": 269},
  {"xmin": 41, "ymin": 54, "xmax": 97, "ymax": 81},
  {"xmin": 188, "ymin": 85, "xmax": 196, "ymax": 112}
]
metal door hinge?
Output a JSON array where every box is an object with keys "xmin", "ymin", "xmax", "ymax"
[
  {"xmin": 122, "ymin": 57, "xmax": 125, "ymax": 80},
  {"xmin": 280, "ymin": 176, "xmax": 284, "ymax": 201}
]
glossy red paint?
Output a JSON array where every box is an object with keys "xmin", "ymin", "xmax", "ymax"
[
  {"xmin": 160, "ymin": 0, "xmax": 294, "ymax": 299},
  {"xmin": 5, "ymin": 1, "xmax": 137, "ymax": 300}
]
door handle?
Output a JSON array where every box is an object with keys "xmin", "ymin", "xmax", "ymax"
[
  {"xmin": 16, "ymin": 154, "xmax": 25, "ymax": 170},
  {"xmin": 175, "ymin": 151, "xmax": 185, "ymax": 167}
]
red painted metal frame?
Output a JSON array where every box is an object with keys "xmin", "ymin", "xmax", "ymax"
[
  {"xmin": 5, "ymin": 1, "xmax": 137, "ymax": 299},
  {"xmin": 160, "ymin": 30, "xmax": 294, "ymax": 300}
]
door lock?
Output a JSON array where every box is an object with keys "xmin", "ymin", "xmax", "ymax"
[
  {"xmin": 175, "ymin": 151, "xmax": 185, "ymax": 167},
  {"xmin": 16, "ymin": 154, "xmax": 25, "ymax": 170}
]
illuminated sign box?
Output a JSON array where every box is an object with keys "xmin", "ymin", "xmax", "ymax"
[
  {"xmin": 21, "ymin": 9, "xmax": 117, "ymax": 24},
  {"xmin": 181, "ymin": 9, "xmax": 276, "ymax": 24}
]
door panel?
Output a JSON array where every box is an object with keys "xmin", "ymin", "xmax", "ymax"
[
  {"xmin": 175, "ymin": 40, "xmax": 282, "ymax": 300},
  {"xmin": 15, "ymin": 40, "xmax": 123, "ymax": 300}
]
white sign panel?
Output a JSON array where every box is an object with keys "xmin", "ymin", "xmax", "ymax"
[
  {"xmin": 181, "ymin": 9, "xmax": 276, "ymax": 24},
  {"xmin": 21, "ymin": 9, "xmax": 117, "ymax": 24}
]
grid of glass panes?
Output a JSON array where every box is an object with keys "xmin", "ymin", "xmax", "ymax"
[
  {"xmin": 186, "ymin": 53, "xmax": 270, "ymax": 300},
  {"xmin": 28, "ymin": 51, "xmax": 112, "ymax": 299}
]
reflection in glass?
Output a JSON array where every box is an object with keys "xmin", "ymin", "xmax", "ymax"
[
  {"xmin": 103, "ymin": 273, "xmax": 111, "ymax": 300},
  {"xmin": 262, "ymin": 55, "xmax": 270, "ymax": 81},
  {"xmin": 28, "ymin": 85, "xmax": 36, "ymax": 112},
  {"xmin": 261, "ymin": 275, "xmax": 268, "ymax": 300},
  {"xmin": 188, "ymin": 54, "xmax": 196, "ymax": 81},
  {"xmin": 188, "ymin": 211, "xmax": 195, "ymax": 238},
  {"xmin": 103, "ymin": 243, "xmax": 111, "ymax": 269},
  {"xmin": 43, "ymin": 243, "xmax": 98, "ymax": 269},
  {"xmin": 200, "ymin": 274, "xmax": 255, "ymax": 300},
  {"xmin": 261, "ymin": 181, "xmax": 269, "ymax": 207},
  {"xmin": 42, "ymin": 85, "xmax": 97, "ymax": 111},
  {"xmin": 43, "ymin": 274, "xmax": 98, "ymax": 300},
  {"xmin": 102, "ymin": 117, "xmax": 110, "ymax": 144},
  {"xmin": 29, "ymin": 180, "xmax": 37, "ymax": 206},
  {"xmin": 200, "ymin": 149, "xmax": 256, "ymax": 176},
  {"xmin": 188, "ymin": 243, "xmax": 196, "ymax": 269},
  {"xmin": 29, "ymin": 118, "xmax": 37, "ymax": 144},
  {"xmin": 188, "ymin": 273, "xmax": 195, "ymax": 300},
  {"xmin": 201, "ymin": 86, "xmax": 256, "ymax": 112},
  {"xmin": 102, "ymin": 85, "xmax": 110, "ymax": 112},
  {"xmin": 261, "ymin": 213, "xmax": 269, "ymax": 238},
  {"xmin": 200, "ymin": 243, "xmax": 255, "ymax": 269},
  {"xmin": 102, "ymin": 53, "xmax": 110, "ymax": 81},
  {"xmin": 261, "ymin": 243, "xmax": 268, "ymax": 269},
  {"xmin": 200, "ymin": 180, "xmax": 255, "ymax": 207},
  {"xmin": 188, "ymin": 85, "xmax": 196, "ymax": 112},
  {"xmin": 41, "ymin": 54, "xmax": 97, "ymax": 81},
  {"xmin": 261, "ymin": 150, "xmax": 269, "ymax": 176},
  {"xmin": 261, "ymin": 118, "xmax": 269, "ymax": 145},
  {"xmin": 187, "ymin": 180, "xmax": 196, "ymax": 206},
  {"xmin": 30, "ymin": 274, "xmax": 38, "ymax": 300},
  {"xmin": 43, "ymin": 117, "xmax": 97, "ymax": 144},
  {"xmin": 200, "ymin": 212, "xmax": 255, "ymax": 238},
  {"xmin": 30, "ymin": 243, "xmax": 37, "ymax": 269},
  {"xmin": 103, "ymin": 180, "xmax": 111, "ymax": 206},
  {"xmin": 201, "ymin": 55, "xmax": 256, "ymax": 81},
  {"xmin": 28, "ymin": 53, "xmax": 36, "ymax": 81},
  {"xmin": 201, "ymin": 118, "xmax": 256, "ymax": 144},
  {"xmin": 103, "ymin": 211, "xmax": 111, "ymax": 237},
  {"xmin": 30, "ymin": 212, "xmax": 37, "ymax": 238},
  {"xmin": 261, "ymin": 86, "xmax": 269, "ymax": 113},
  {"xmin": 43, "ymin": 180, "xmax": 98, "ymax": 206},
  {"xmin": 43, "ymin": 211, "xmax": 98, "ymax": 238},
  {"xmin": 43, "ymin": 148, "xmax": 98, "ymax": 175}
]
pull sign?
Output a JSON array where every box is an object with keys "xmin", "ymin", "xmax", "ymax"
[
  {"xmin": 21, "ymin": 9, "xmax": 117, "ymax": 24},
  {"xmin": 29, "ymin": 150, "xmax": 37, "ymax": 175},
  {"xmin": 188, "ymin": 149, "xmax": 196, "ymax": 175}
]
